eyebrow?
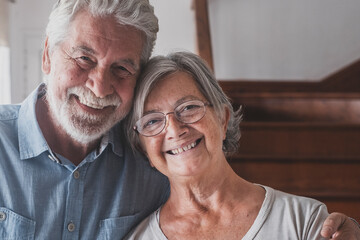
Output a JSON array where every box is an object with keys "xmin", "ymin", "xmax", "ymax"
[
  {"xmin": 142, "ymin": 95, "xmax": 201, "ymax": 115},
  {"xmin": 174, "ymin": 95, "xmax": 200, "ymax": 106},
  {"xmin": 70, "ymin": 45, "xmax": 95, "ymax": 55},
  {"xmin": 69, "ymin": 45, "xmax": 139, "ymax": 72},
  {"xmin": 116, "ymin": 59, "xmax": 139, "ymax": 72}
]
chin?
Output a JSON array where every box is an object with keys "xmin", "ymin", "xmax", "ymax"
[{"xmin": 48, "ymin": 94, "xmax": 126, "ymax": 144}]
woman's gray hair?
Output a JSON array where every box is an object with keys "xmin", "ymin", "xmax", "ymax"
[
  {"xmin": 126, "ymin": 51, "xmax": 242, "ymax": 156},
  {"xmin": 45, "ymin": 0, "xmax": 158, "ymax": 64}
]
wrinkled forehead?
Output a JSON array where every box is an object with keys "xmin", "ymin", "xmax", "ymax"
[
  {"xmin": 64, "ymin": 10, "xmax": 144, "ymax": 65},
  {"xmin": 143, "ymin": 72, "xmax": 206, "ymax": 111},
  {"xmin": 69, "ymin": 9, "xmax": 143, "ymax": 42}
]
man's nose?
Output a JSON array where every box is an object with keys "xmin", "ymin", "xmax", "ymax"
[
  {"xmin": 86, "ymin": 67, "xmax": 114, "ymax": 98},
  {"xmin": 165, "ymin": 114, "xmax": 188, "ymax": 138}
]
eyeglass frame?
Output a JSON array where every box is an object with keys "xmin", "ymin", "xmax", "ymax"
[{"xmin": 133, "ymin": 99, "xmax": 211, "ymax": 137}]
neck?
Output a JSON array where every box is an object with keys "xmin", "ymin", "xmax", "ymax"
[
  {"xmin": 36, "ymin": 97, "xmax": 100, "ymax": 165},
  {"xmin": 165, "ymin": 160, "xmax": 251, "ymax": 215}
]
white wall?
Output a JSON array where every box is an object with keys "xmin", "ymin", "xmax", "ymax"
[
  {"xmin": 0, "ymin": 0, "xmax": 9, "ymax": 46},
  {"xmin": 7, "ymin": 0, "xmax": 195, "ymax": 103},
  {"xmin": 208, "ymin": 0, "xmax": 360, "ymax": 81},
  {"xmin": 0, "ymin": 46, "xmax": 11, "ymax": 104},
  {"xmin": 6, "ymin": 0, "xmax": 360, "ymax": 103},
  {"xmin": 0, "ymin": 0, "xmax": 10, "ymax": 104},
  {"xmin": 9, "ymin": 0, "xmax": 55, "ymax": 103},
  {"xmin": 151, "ymin": 0, "xmax": 196, "ymax": 56}
]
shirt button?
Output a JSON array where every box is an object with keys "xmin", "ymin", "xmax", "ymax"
[
  {"xmin": 73, "ymin": 171, "xmax": 80, "ymax": 179},
  {"xmin": 67, "ymin": 222, "xmax": 75, "ymax": 232},
  {"xmin": 0, "ymin": 211, "xmax": 6, "ymax": 221}
]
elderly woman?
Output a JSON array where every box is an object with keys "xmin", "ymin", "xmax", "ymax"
[{"xmin": 125, "ymin": 52, "xmax": 358, "ymax": 239}]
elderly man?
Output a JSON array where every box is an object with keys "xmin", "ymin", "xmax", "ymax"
[{"xmin": 0, "ymin": 0, "xmax": 358, "ymax": 239}]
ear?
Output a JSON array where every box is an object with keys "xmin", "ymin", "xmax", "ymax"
[
  {"xmin": 221, "ymin": 106, "xmax": 231, "ymax": 140},
  {"xmin": 42, "ymin": 36, "xmax": 51, "ymax": 74}
]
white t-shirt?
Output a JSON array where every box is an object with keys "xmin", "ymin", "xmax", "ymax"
[{"xmin": 125, "ymin": 185, "xmax": 329, "ymax": 240}]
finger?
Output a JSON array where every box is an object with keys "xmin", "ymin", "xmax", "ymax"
[{"xmin": 321, "ymin": 212, "xmax": 347, "ymax": 238}]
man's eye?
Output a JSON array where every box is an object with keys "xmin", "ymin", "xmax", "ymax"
[
  {"xmin": 116, "ymin": 66, "xmax": 128, "ymax": 71},
  {"xmin": 79, "ymin": 56, "xmax": 91, "ymax": 61},
  {"xmin": 113, "ymin": 66, "xmax": 132, "ymax": 78},
  {"xmin": 74, "ymin": 56, "xmax": 95, "ymax": 69}
]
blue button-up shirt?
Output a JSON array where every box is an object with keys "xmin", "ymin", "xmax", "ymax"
[{"xmin": 0, "ymin": 85, "xmax": 170, "ymax": 239}]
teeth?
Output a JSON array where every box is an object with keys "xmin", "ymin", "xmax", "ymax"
[
  {"xmin": 81, "ymin": 100, "xmax": 104, "ymax": 109},
  {"xmin": 78, "ymin": 98, "xmax": 109, "ymax": 109},
  {"xmin": 68, "ymin": 86, "xmax": 121, "ymax": 110},
  {"xmin": 170, "ymin": 140, "xmax": 198, "ymax": 155}
]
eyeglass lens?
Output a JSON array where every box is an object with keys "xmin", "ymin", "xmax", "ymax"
[{"xmin": 136, "ymin": 100, "xmax": 206, "ymax": 136}]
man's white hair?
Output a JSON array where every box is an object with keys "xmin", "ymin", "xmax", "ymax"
[{"xmin": 45, "ymin": 0, "xmax": 158, "ymax": 65}]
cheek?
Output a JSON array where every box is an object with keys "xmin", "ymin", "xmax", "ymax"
[
  {"xmin": 204, "ymin": 117, "xmax": 224, "ymax": 149},
  {"xmin": 145, "ymin": 138, "xmax": 163, "ymax": 156},
  {"xmin": 141, "ymin": 137, "xmax": 166, "ymax": 166},
  {"xmin": 114, "ymin": 78, "xmax": 136, "ymax": 103},
  {"xmin": 50, "ymin": 61, "xmax": 85, "ymax": 91}
]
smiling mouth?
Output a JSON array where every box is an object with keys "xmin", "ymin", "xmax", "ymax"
[
  {"xmin": 166, "ymin": 138, "xmax": 202, "ymax": 155},
  {"xmin": 74, "ymin": 95, "xmax": 115, "ymax": 110}
]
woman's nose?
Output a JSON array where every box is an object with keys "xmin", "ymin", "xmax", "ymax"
[
  {"xmin": 165, "ymin": 114, "xmax": 188, "ymax": 138},
  {"xmin": 86, "ymin": 67, "xmax": 114, "ymax": 98}
]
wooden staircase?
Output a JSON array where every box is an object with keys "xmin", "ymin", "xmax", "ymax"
[
  {"xmin": 193, "ymin": 0, "xmax": 360, "ymax": 220},
  {"xmin": 219, "ymin": 59, "xmax": 360, "ymax": 220}
]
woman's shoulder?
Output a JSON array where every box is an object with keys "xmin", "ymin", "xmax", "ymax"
[
  {"xmin": 124, "ymin": 208, "xmax": 168, "ymax": 240},
  {"xmin": 263, "ymin": 185, "xmax": 327, "ymax": 212},
  {"xmin": 243, "ymin": 184, "xmax": 328, "ymax": 240}
]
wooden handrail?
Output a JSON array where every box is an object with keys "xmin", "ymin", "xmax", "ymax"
[
  {"xmin": 218, "ymin": 57, "xmax": 360, "ymax": 93},
  {"xmin": 193, "ymin": 0, "xmax": 214, "ymax": 71}
]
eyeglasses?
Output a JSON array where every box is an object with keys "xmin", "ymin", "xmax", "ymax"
[{"xmin": 134, "ymin": 100, "xmax": 210, "ymax": 137}]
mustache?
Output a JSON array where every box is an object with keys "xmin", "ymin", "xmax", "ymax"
[{"xmin": 67, "ymin": 86, "xmax": 121, "ymax": 109}]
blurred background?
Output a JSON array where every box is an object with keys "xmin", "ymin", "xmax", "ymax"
[
  {"xmin": 1, "ymin": 0, "xmax": 360, "ymax": 103},
  {"xmin": 0, "ymin": 0, "xmax": 359, "ymax": 219}
]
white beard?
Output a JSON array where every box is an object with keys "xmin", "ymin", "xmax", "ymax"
[{"xmin": 46, "ymin": 83, "xmax": 128, "ymax": 144}]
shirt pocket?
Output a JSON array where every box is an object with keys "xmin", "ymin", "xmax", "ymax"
[
  {"xmin": 0, "ymin": 207, "xmax": 36, "ymax": 240},
  {"xmin": 98, "ymin": 212, "xmax": 142, "ymax": 240}
]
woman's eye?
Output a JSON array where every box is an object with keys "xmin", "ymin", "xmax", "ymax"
[
  {"xmin": 144, "ymin": 119, "xmax": 160, "ymax": 128},
  {"xmin": 182, "ymin": 104, "xmax": 201, "ymax": 112}
]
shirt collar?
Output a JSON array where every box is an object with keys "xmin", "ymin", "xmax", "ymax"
[
  {"xmin": 18, "ymin": 83, "xmax": 125, "ymax": 160},
  {"xmin": 107, "ymin": 122, "xmax": 124, "ymax": 157},
  {"xmin": 18, "ymin": 84, "xmax": 50, "ymax": 160}
]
